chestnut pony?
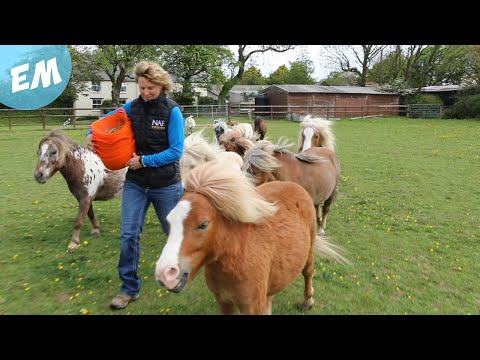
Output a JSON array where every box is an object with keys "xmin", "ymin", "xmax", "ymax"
[
  {"xmin": 242, "ymin": 139, "xmax": 339, "ymax": 235},
  {"xmin": 34, "ymin": 129, "xmax": 126, "ymax": 252},
  {"xmin": 297, "ymin": 115, "xmax": 336, "ymax": 153},
  {"xmin": 155, "ymin": 162, "xmax": 346, "ymax": 315},
  {"xmin": 254, "ymin": 117, "xmax": 268, "ymax": 140}
]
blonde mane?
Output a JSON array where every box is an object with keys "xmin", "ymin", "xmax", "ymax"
[
  {"xmin": 184, "ymin": 162, "xmax": 277, "ymax": 223},
  {"xmin": 297, "ymin": 115, "xmax": 336, "ymax": 152},
  {"xmin": 183, "ymin": 129, "xmax": 223, "ymax": 162}
]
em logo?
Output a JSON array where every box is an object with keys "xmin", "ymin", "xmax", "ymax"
[{"xmin": 0, "ymin": 45, "xmax": 72, "ymax": 110}]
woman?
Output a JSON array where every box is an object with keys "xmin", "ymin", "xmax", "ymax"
[{"xmin": 86, "ymin": 61, "xmax": 184, "ymax": 310}]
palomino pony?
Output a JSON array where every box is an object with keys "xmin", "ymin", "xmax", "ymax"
[
  {"xmin": 180, "ymin": 130, "xmax": 243, "ymax": 185},
  {"xmin": 242, "ymin": 139, "xmax": 340, "ymax": 235},
  {"xmin": 297, "ymin": 115, "xmax": 336, "ymax": 153},
  {"xmin": 34, "ymin": 129, "xmax": 127, "ymax": 252},
  {"xmin": 254, "ymin": 117, "xmax": 268, "ymax": 140},
  {"xmin": 155, "ymin": 162, "xmax": 346, "ymax": 314}
]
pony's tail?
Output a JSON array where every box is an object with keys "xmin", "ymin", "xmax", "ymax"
[{"xmin": 314, "ymin": 234, "xmax": 351, "ymax": 266}]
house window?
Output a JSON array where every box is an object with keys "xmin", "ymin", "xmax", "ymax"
[
  {"xmin": 120, "ymin": 83, "xmax": 127, "ymax": 93},
  {"xmin": 119, "ymin": 98, "xmax": 127, "ymax": 105},
  {"xmin": 92, "ymin": 98, "xmax": 103, "ymax": 109},
  {"xmin": 91, "ymin": 82, "xmax": 101, "ymax": 92}
]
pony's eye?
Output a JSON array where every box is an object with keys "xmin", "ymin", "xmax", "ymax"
[
  {"xmin": 197, "ymin": 221, "xmax": 209, "ymax": 230},
  {"xmin": 51, "ymin": 150, "xmax": 57, "ymax": 155}
]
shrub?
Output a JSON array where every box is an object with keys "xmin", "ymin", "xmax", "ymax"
[{"xmin": 444, "ymin": 93, "xmax": 480, "ymax": 119}]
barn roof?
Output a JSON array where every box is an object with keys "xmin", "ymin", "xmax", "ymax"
[{"xmin": 260, "ymin": 84, "xmax": 397, "ymax": 95}]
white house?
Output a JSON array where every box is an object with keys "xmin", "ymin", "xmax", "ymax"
[
  {"xmin": 74, "ymin": 72, "xmax": 214, "ymax": 117},
  {"xmin": 73, "ymin": 73, "xmax": 139, "ymax": 118}
]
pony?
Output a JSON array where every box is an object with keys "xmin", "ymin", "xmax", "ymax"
[
  {"xmin": 34, "ymin": 129, "xmax": 127, "ymax": 253},
  {"xmin": 254, "ymin": 117, "xmax": 268, "ymax": 140},
  {"xmin": 231, "ymin": 122, "xmax": 254, "ymax": 140},
  {"xmin": 213, "ymin": 119, "xmax": 230, "ymax": 142},
  {"xmin": 242, "ymin": 139, "xmax": 340, "ymax": 235},
  {"xmin": 155, "ymin": 162, "xmax": 346, "ymax": 314},
  {"xmin": 297, "ymin": 115, "xmax": 336, "ymax": 153},
  {"xmin": 184, "ymin": 116, "xmax": 196, "ymax": 135},
  {"xmin": 180, "ymin": 130, "xmax": 243, "ymax": 185},
  {"xmin": 218, "ymin": 130, "xmax": 255, "ymax": 158}
]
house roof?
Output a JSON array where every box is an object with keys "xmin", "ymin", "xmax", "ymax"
[
  {"xmin": 260, "ymin": 84, "xmax": 397, "ymax": 95},
  {"xmin": 421, "ymin": 85, "xmax": 461, "ymax": 92}
]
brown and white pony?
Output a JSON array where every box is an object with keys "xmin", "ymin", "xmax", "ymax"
[
  {"xmin": 155, "ymin": 162, "xmax": 346, "ymax": 314},
  {"xmin": 242, "ymin": 139, "xmax": 340, "ymax": 235},
  {"xmin": 34, "ymin": 129, "xmax": 127, "ymax": 252},
  {"xmin": 297, "ymin": 115, "xmax": 336, "ymax": 153},
  {"xmin": 218, "ymin": 130, "xmax": 255, "ymax": 158}
]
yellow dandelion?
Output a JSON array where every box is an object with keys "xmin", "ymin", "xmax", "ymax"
[
  {"xmin": 54, "ymin": 278, "xmax": 60, "ymax": 282},
  {"xmin": 25, "ymin": 287, "xmax": 30, "ymax": 291},
  {"xmin": 80, "ymin": 308, "xmax": 89, "ymax": 315},
  {"xmin": 143, "ymin": 276, "xmax": 148, "ymax": 280},
  {"xmin": 83, "ymin": 240, "xmax": 89, "ymax": 245},
  {"xmin": 12, "ymin": 254, "xmax": 18, "ymax": 260}
]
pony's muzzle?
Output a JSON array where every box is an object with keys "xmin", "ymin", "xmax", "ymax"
[
  {"xmin": 156, "ymin": 271, "xmax": 189, "ymax": 293},
  {"xmin": 34, "ymin": 171, "xmax": 47, "ymax": 183}
]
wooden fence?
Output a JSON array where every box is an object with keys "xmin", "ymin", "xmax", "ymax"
[{"xmin": 1, "ymin": 104, "xmax": 442, "ymax": 130}]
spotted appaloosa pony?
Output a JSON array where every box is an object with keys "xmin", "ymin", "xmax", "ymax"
[
  {"xmin": 254, "ymin": 117, "xmax": 268, "ymax": 140},
  {"xmin": 242, "ymin": 139, "xmax": 340, "ymax": 235},
  {"xmin": 297, "ymin": 115, "xmax": 336, "ymax": 153},
  {"xmin": 155, "ymin": 162, "xmax": 346, "ymax": 314},
  {"xmin": 180, "ymin": 130, "xmax": 243, "ymax": 186},
  {"xmin": 34, "ymin": 129, "xmax": 127, "ymax": 253}
]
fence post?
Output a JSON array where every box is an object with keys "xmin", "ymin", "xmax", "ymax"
[
  {"xmin": 7, "ymin": 109, "xmax": 11, "ymax": 131},
  {"xmin": 41, "ymin": 109, "xmax": 46, "ymax": 130}
]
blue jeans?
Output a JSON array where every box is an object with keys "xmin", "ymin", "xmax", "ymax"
[{"xmin": 118, "ymin": 179, "xmax": 184, "ymax": 296}]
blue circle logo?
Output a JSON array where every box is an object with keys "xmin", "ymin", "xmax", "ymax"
[{"xmin": 0, "ymin": 45, "xmax": 72, "ymax": 110}]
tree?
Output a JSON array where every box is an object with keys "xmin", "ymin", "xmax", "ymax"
[
  {"xmin": 92, "ymin": 45, "xmax": 159, "ymax": 106},
  {"xmin": 240, "ymin": 66, "xmax": 267, "ymax": 85},
  {"xmin": 369, "ymin": 45, "xmax": 470, "ymax": 92},
  {"xmin": 286, "ymin": 58, "xmax": 316, "ymax": 84},
  {"xmin": 320, "ymin": 71, "xmax": 358, "ymax": 86},
  {"xmin": 267, "ymin": 65, "xmax": 289, "ymax": 84},
  {"xmin": 158, "ymin": 45, "xmax": 232, "ymax": 105},
  {"xmin": 50, "ymin": 46, "xmax": 100, "ymax": 110},
  {"xmin": 322, "ymin": 45, "xmax": 387, "ymax": 86},
  {"xmin": 218, "ymin": 45, "xmax": 296, "ymax": 103}
]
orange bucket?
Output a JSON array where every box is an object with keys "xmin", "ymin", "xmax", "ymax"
[{"xmin": 90, "ymin": 108, "xmax": 136, "ymax": 170}]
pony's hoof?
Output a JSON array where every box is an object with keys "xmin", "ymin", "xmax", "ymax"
[
  {"xmin": 298, "ymin": 302, "xmax": 314, "ymax": 311},
  {"xmin": 317, "ymin": 228, "xmax": 325, "ymax": 236},
  {"xmin": 66, "ymin": 244, "xmax": 78, "ymax": 253},
  {"xmin": 90, "ymin": 229, "xmax": 100, "ymax": 236}
]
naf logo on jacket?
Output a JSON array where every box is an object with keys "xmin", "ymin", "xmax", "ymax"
[{"xmin": 151, "ymin": 119, "xmax": 166, "ymax": 130}]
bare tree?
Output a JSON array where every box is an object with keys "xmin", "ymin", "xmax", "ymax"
[
  {"xmin": 218, "ymin": 45, "xmax": 296, "ymax": 103},
  {"xmin": 322, "ymin": 45, "xmax": 387, "ymax": 86}
]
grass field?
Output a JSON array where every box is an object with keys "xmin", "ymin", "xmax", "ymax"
[{"xmin": 0, "ymin": 116, "xmax": 479, "ymax": 315}]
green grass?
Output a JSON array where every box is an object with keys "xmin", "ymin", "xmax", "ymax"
[{"xmin": 1, "ymin": 117, "xmax": 479, "ymax": 314}]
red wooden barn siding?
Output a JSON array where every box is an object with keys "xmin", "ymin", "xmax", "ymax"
[{"xmin": 265, "ymin": 90, "xmax": 400, "ymax": 118}]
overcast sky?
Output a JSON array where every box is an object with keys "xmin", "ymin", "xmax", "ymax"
[{"xmin": 229, "ymin": 45, "xmax": 332, "ymax": 81}]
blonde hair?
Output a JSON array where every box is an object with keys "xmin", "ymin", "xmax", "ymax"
[{"xmin": 134, "ymin": 61, "xmax": 174, "ymax": 93}]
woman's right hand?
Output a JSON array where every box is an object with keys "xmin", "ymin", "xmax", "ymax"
[{"xmin": 86, "ymin": 134, "xmax": 95, "ymax": 152}]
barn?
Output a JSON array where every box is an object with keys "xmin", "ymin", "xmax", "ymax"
[{"xmin": 258, "ymin": 85, "xmax": 400, "ymax": 119}]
